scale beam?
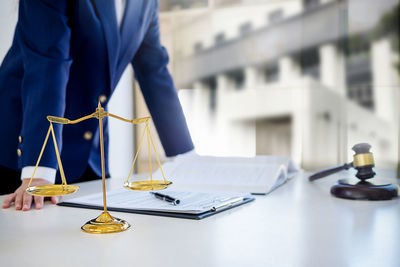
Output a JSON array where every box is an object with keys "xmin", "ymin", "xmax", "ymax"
[{"xmin": 26, "ymin": 102, "xmax": 171, "ymax": 234}]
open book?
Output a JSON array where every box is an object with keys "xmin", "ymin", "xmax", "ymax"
[{"xmin": 152, "ymin": 155, "xmax": 299, "ymax": 194}]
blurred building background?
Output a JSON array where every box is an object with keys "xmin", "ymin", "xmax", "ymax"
[{"xmin": 145, "ymin": 0, "xmax": 400, "ymax": 170}]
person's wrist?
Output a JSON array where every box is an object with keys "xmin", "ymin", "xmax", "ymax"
[
  {"xmin": 22, "ymin": 177, "xmax": 50, "ymax": 183},
  {"xmin": 21, "ymin": 166, "xmax": 56, "ymax": 184}
]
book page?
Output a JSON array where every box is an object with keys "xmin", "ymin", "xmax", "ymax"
[{"xmin": 152, "ymin": 155, "xmax": 299, "ymax": 194}]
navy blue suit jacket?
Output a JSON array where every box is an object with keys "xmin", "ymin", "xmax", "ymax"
[{"xmin": 0, "ymin": 0, "xmax": 193, "ymax": 183}]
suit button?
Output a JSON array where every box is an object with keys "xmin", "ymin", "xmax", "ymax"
[
  {"xmin": 17, "ymin": 149, "xmax": 22, "ymax": 157},
  {"xmin": 18, "ymin": 136, "xmax": 22, "ymax": 143},
  {"xmin": 83, "ymin": 131, "xmax": 93, "ymax": 141},
  {"xmin": 98, "ymin": 95, "xmax": 107, "ymax": 104}
]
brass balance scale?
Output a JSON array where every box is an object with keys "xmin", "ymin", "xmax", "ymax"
[{"xmin": 25, "ymin": 102, "xmax": 172, "ymax": 234}]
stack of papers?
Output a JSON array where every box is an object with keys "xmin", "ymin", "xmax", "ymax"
[{"xmin": 62, "ymin": 188, "xmax": 251, "ymax": 215}]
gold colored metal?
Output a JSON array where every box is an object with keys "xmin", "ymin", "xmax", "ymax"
[
  {"xmin": 147, "ymin": 124, "xmax": 153, "ymax": 181},
  {"xmin": 26, "ymin": 184, "xmax": 79, "ymax": 196},
  {"xmin": 18, "ymin": 136, "xmax": 22, "ymax": 143},
  {"xmin": 47, "ymin": 113, "xmax": 97, "ymax": 125},
  {"xmin": 27, "ymin": 125, "xmax": 52, "ymax": 188},
  {"xmin": 50, "ymin": 123, "xmax": 67, "ymax": 185},
  {"xmin": 81, "ymin": 212, "xmax": 130, "ymax": 234},
  {"xmin": 125, "ymin": 124, "xmax": 147, "ymax": 184},
  {"xmin": 353, "ymin": 153, "xmax": 375, "ymax": 167},
  {"xmin": 83, "ymin": 131, "xmax": 93, "ymax": 140},
  {"xmin": 98, "ymin": 94, "xmax": 107, "ymax": 104},
  {"xmin": 26, "ymin": 101, "xmax": 170, "ymax": 233},
  {"xmin": 17, "ymin": 149, "xmax": 22, "ymax": 157},
  {"xmin": 98, "ymin": 103, "xmax": 107, "ymax": 213},
  {"xmin": 147, "ymin": 124, "xmax": 168, "ymax": 181},
  {"xmin": 80, "ymin": 102, "xmax": 130, "ymax": 234},
  {"xmin": 123, "ymin": 180, "xmax": 172, "ymax": 191},
  {"xmin": 26, "ymin": 123, "xmax": 73, "ymax": 196},
  {"xmin": 123, "ymin": 123, "xmax": 172, "ymax": 191},
  {"xmin": 107, "ymin": 113, "xmax": 150, "ymax": 124},
  {"xmin": 47, "ymin": 116, "xmax": 70, "ymax": 124}
]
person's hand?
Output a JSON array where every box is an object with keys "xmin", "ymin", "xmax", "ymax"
[{"xmin": 2, "ymin": 178, "xmax": 61, "ymax": 211}]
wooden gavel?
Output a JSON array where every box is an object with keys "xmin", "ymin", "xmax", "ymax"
[{"xmin": 309, "ymin": 143, "xmax": 375, "ymax": 182}]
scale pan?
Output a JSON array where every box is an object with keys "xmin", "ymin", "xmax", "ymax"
[
  {"xmin": 124, "ymin": 180, "xmax": 172, "ymax": 191},
  {"xmin": 26, "ymin": 184, "xmax": 80, "ymax": 196}
]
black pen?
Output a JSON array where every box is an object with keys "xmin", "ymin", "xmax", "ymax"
[{"xmin": 150, "ymin": 192, "xmax": 181, "ymax": 205}]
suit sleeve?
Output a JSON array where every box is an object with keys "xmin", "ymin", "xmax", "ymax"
[
  {"xmin": 131, "ymin": 0, "xmax": 194, "ymax": 157},
  {"xmin": 17, "ymin": 0, "xmax": 72, "ymax": 169}
]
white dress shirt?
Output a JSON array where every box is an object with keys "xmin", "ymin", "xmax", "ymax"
[{"xmin": 21, "ymin": 0, "xmax": 127, "ymax": 183}]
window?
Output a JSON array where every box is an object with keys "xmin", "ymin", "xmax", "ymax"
[
  {"xmin": 202, "ymin": 77, "xmax": 217, "ymax": 110},
  {"xmin": 239, "ymin": 22, "xmax": 252, "ymax": 36},
  {"xmin": 347, "ymin": 83, "xmax": 374, "ymax": 109},
  {"xmin": 299, "ymin": 48, "xmax": 320, "ymax": 80},
  {"xmin": 268, "ymin": 10, "xmax": 283, "ymax": 24},
  {"xmin": 214, "ymin": 32, "xmax": 226, "ymax": 46},
  {"xmin": 345, "ymin": 38, "xmax": 373, "ymax": 110},
  {"xmin": 214, "ymin": 0, "xmax": 241, "ymax": 7},
  {"xmin": 194, "ymin": 42, "xmax": 203, "ymax": 53},
  {"xmin": 264, "ymin": 63, "xmax": 279, "ymax": 83},
  {"xmin": 227, "ymin": 69, "xmax": 245, "ymax": 90},
  {"xmin": 161, "ymin": 0, "xmax": 208, "ymax": 12},
  {"xmin": 346, "ymin": 68, "xmax": 374, "ymax": 110},
  {"xmin": 303, "ymin": 0, "xmax": 320, "ymax": 10}
]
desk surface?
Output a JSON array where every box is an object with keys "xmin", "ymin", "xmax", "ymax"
[{"xmin": 1, "ymin": 171, "xmax": 399, "ymax": 267}]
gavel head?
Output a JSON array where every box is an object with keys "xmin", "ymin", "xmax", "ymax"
[{"xmin": 352, "ymin": 143, "xmax": 376, "ymax": 180}]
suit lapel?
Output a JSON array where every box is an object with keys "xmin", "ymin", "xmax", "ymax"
[
  {"xmin": 91, "ymin": 0, "xmax": 120, "ymax": 88},
  {"xmin": 118, "ymin": 0, "xmax": 143, "ymax": 65}
]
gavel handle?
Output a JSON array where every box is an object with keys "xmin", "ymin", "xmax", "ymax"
[{"xmin": 309, "ymin": 163, "xmax": 353, "ymax": 181}]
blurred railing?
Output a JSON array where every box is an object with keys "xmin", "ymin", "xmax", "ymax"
[
  {"xmin": 175, "ymin": 0, "xmax": 348, "ymax": 87},
  {"xmin": 174, "ymin": 0, "xmax": 397, "ymax": 88}
]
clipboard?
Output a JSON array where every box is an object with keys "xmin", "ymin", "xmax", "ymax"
[{"xmin": 58, "ymin": 196, "xmax": 255, "ymax": 220}]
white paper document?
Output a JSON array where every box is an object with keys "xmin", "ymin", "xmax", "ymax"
[
  {"xmin": 63, "ymin": 155, "xmax": 298, "ymax": 217},
  {"xmin": 152, "ymin": 155, "xmax": 299, "ymax": 194},
  {"xmin": 65, "ymin": 188, "xmax": 251, "ymax": 214}
]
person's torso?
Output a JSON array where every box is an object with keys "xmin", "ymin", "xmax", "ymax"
[{"xmin": 0, "ymin": 0, "xmax": 155, "ymax": 177}]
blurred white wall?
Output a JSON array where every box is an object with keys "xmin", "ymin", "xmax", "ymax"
[
  {"xmin": 0, "ymin": 0, "xmax": 134, "ymax": 179},
  {"xmin": 107, "ymin": 67, "xmax": 135, "ymax": 179},
  {"xmin": 0, "ymin": 1, "xmax": 18, "ymax": 60}
]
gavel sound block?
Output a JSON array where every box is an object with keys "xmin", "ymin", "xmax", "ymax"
[{"xmin": 309, "ymin": 143, "xmax": 398, "ymax": 201}]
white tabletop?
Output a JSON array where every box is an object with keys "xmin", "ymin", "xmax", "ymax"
[{"xmin": 1, "ymin": 171, "xmax": 399, "ymax": 267}]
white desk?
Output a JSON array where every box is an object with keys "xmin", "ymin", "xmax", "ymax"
[{"xmin": 1, "ymin": 171, "xmax": 399, "ymax": 267}]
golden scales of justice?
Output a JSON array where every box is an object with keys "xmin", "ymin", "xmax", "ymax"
[{"xmin": 25, "ymin": 102, "xmax": 172, "ymax": 234}]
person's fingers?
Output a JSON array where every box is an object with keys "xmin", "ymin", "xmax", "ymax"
[
  {"xmin": 15, "ymin": 191, "xmax": 23, "ymax": 210},
  {"xmin": 51, "ymin": 196, "xmax": 61, "ymax": 204},
  {"xmin": 34, "ymin": 196, "xmax": 44, "ymax": 209},
  {"xmin": 2, "ymin": 193, "xmax": 16, "ymax": 208},
  {"xmin": 22, "ymin": 192, "xmax": 33, "ymax": 211}
]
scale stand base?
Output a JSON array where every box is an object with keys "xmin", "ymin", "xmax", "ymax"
[
  {"xmin": 331, "ymin": 179, "xmax": 398, "ymax": 201},
  {"xmin": 81, "ymin": 212, "xmax": 130, "ymax": 234}
]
